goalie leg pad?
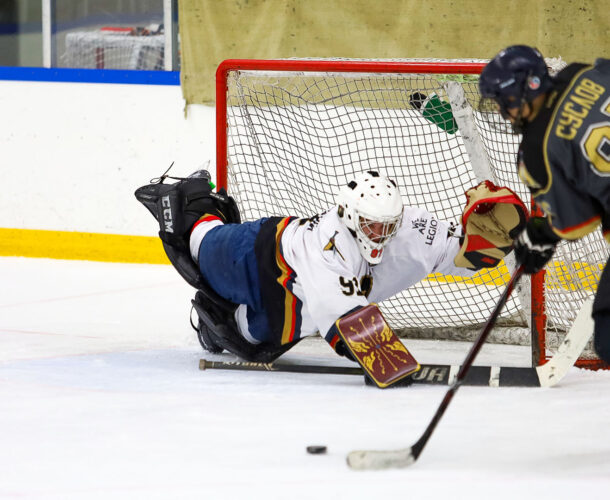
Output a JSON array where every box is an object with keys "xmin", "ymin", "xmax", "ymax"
[
  {"xmin": 192, "ymin": 289, "xmax": 239, "ymax": 355},
  {"xmin": 191, "ymin": 279, "xmax": 241, "ymax": 354},
  {"xmin": 134, "ymin": 169, "xmax": 241, "ymax": 289},
  {"xmin": 454, "ymin": 180, "xmax": 528, "ymax": 270},
  {"xmin": 191, "ymin": 289, "xmax": 300, "ymax": 363},
  {"xmin": 333, "ymin": 304, "xmax": 420, "ymax": 388}
]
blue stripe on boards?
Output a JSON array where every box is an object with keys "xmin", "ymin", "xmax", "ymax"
[{"xmin": 0, "ymin": 66, "xmax": 179, "ymax": 85}]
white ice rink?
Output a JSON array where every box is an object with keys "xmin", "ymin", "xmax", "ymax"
[{"xmin": 1, "ymin": 256, "xmax": 609, "ymax": 499}]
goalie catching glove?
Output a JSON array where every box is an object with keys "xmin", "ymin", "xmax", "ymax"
[{"xmin": 454, "ymin": 180, "xmax": 528, "ymax": 270}]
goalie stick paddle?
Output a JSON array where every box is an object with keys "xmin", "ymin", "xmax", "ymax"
[
  {"xmin": 346, "ymin": 265, "xmax": 525, "ymax": 470},
  {"xmin": 198, "ymin": 359, "xmax": 542, "ymax": 387}
]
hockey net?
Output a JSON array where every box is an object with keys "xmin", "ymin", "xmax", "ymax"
[
  {"xmin": 62, "ymin": 26, "xmax": 165, "ymax": 70},
  {"xmin": 216, "ymin": 58, "xmax": 609, "ymax": 369}
]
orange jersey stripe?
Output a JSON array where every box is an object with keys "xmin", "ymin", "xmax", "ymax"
[
  {"xmin": 274, "ymin": 218, "xmax": 298, "ymax": 344},
  {"xmin": 552, "ymin": 215, "xmax": 601, "ymax": 240}
]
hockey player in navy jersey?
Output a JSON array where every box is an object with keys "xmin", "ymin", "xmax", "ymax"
[
  {"xmin": 136, "ymin": 169, "xmax": 526, "ymax": 383},
  {"xmin": 479, "ymin": 45, "xmax": 610, "ymax": 364}
]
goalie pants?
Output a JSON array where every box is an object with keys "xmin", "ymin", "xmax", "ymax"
[
  {"xmin": 197, "ymin": 219, "xmax": 273, "ymax": 344},
  {"xmin": 593, "ymin": 254, "xmax": 610, "ymax": 364}
]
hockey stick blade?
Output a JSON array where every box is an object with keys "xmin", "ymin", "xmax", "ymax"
[
  {"xmin": 347, "ymin": 448, "xmax": 416, "ymax": 470},
  {"xmin": 347, "ymin": 386, "xmax": 456, "ymax": 469},
  {"xmin": 346, "ymin": 266, "xmax": 524, "ymax": 470},
  {"xmin": 535, "ymin": 298, "xmax": 594, "ymax": 387}
]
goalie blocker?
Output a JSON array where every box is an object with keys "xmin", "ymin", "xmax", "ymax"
[
  {"xmin": 454, "ymin": 180, "xmax": 528, "ymax": 270},
  {"xmin": 332, "ymin": 304, "xmax": 420, "ymax": 388}
]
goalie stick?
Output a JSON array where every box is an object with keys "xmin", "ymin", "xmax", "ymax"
[
  {"xmin": 199, "ymin": 299, "xmax": 593, "ymax": 389},
  {"xmin": 347, "ymin": 266, "xmax": 524, "ymax": 470},
  {"xmin": 199, "ymin": 359, "xmax": 542, "ymax": 387}
]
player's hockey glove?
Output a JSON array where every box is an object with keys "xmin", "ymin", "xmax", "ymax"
[{"xmin": 514, "ymin": 216, "xmax": 561, "ymax": 274}]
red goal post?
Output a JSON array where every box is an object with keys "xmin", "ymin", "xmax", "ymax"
[{"xmin": 215, "ymin": 58, "xmax": 608, "ymax": 370}]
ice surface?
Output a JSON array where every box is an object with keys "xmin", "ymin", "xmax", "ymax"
[{"xmin": 1, "ymin": 257, "xmax": 609, "ymax": 499}]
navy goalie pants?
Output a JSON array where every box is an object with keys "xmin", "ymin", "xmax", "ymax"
[{"xmin": 197, "ymin": 218, "xmax": 272, "ymax": 343}]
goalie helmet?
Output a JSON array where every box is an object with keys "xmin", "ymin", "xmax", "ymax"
[
  {"xmin": 336, "ymin": 171, "xmax": 404, "ymax": 265},
  {"xmin": 479, "ymin": 45, "xmax": 553, "ymax": 127}
]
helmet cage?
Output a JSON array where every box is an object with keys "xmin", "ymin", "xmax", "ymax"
[{"xmin": 354, "ymin": 208, "xmax": 403, "ymax": 261}]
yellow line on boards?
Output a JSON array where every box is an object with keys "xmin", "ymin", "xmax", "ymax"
[
  {"xmin": 426, "ymin": 262, "xmax": 602, "ymax": 291},
  {"xmin": 426, "ymin": 265, "xmax": 510, "ymax": 287},
  {"xmin": 0, "ymin": 228, "xmax": 602, "ymax": 292},
  {"xmin": 0, "ymin": 227, "xmax": 170, "ymax": 264}
]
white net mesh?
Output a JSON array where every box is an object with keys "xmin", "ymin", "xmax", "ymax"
[{"xmin": 222, "ymin": 59, "xmax": 609, "ymax": 363}]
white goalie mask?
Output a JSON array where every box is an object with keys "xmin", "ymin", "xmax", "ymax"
[{"xmin": 336, "ymin": 171, "xmax": 404, "ymax": 264}]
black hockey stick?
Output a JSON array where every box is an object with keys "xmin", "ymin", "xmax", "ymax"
[
  {"xmin": 198, "ymin": 358, "xmax": 541, "ymax": 387},
  {"xmin": 200, "ymin": 359, "xmax": 363, "ymax": 376},
  {"xmin": 346, "ymin": 265, "xmax": 525, "ymax": 470}
]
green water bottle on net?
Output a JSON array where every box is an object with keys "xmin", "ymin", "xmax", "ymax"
[{"xmin": 409, "ymin": 92, "xmax": 458, "ymax": 134}]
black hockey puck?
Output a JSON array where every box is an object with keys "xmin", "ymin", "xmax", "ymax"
[{"xmin": 306, "ymin": 445, "xmax": 327, "ymax": 455}]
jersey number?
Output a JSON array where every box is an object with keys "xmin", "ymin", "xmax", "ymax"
[
  {"xmin": 580, "ymin": 99, "xmax": 610, "ymax": 175},
  {"xmin": 339, "ymin": 275, "xmax": 373, "ymax": 297}
]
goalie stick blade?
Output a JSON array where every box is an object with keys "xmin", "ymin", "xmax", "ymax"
[
  {"xmin": 347, "ymin": 448, "xmax": 416, "ymax": 470},
  {"xmin": 370, "ymin": 364, "xmax": 541, "ymax": 387}
]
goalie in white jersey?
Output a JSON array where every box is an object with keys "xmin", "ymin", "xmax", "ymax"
[{"xmin": 136, "ymin": 169, "xmax": 527, "ymax": 365}]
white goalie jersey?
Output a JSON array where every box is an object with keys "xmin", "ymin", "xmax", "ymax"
[
  {"xmin": 369, "ymin": 205, "xmax": 476, "ymax": 302},
  {"xmin": 252, "ymin": 205, "xmax": 475, "ymax": 346}
]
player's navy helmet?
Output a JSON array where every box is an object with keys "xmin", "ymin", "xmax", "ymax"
[{"xmin": 479, "ymin": 45, "xmax": 553, "ymax": 120}]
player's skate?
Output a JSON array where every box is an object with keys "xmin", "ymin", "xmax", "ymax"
[{"xmin": 134, "ymin": 167, "xmax": 240, "ymax": 289}]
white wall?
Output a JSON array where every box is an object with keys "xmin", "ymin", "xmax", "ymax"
[{"xmin": 0, "ymin": 80, "xmax": 216, "ymax": 236}]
